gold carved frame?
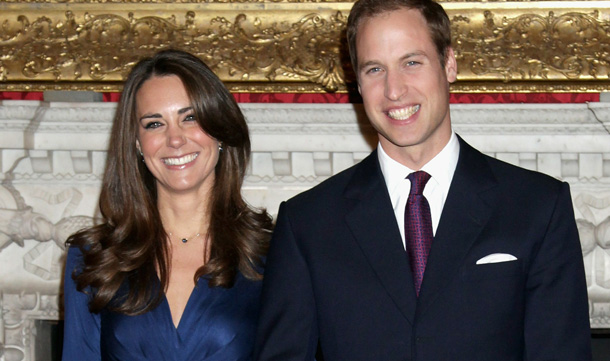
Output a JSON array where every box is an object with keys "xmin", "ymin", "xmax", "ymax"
[{"xmin": 0, "ymin": 0, "xmax": 609, "ymax": 93}]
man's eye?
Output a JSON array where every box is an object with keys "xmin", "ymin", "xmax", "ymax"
[
  {"xmin": 144, "ymin": 121, "xmax": 162, "ymax": 129},
  {"xmin": 406, "ymin": 60, "xmax": 421, "ymax": 67},
  {"xmin": 366, "ymin": 67, "xmax": 382, "ymax": 74}
]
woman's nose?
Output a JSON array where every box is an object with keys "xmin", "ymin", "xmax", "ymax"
[{"xmin": 166, "ymin": 124, "xmax": 186, "ymax": 148}]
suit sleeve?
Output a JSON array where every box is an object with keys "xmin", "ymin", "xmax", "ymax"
[
  {"xmin": 523, "ymin": 182, "xmax": 592, "ymax": 361},
  {"xmin": 62, "ymin": 246, "xmax": 102, "ymax": 361},
  {"xmin": 254, "ymin": 202, "xmax": 318, "ymax": 361}
]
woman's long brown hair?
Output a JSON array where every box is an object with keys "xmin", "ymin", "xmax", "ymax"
[{"xmin": 67, "ymin": 50, "xmax": 272, "ymax": 314}]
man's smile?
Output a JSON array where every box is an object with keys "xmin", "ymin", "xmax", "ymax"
[{"xmin": 387, "ymin": 104, "xmax": 420, "ymax": 120}]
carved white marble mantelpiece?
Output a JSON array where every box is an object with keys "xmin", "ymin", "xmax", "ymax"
[{"xmin": 0, "ymin": 100, "xmax": 609, "ymax": 360}]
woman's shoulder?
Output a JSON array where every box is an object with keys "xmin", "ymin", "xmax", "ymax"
[{"xmin": 65, "ymin": 244, "xmax": 85, "ymax": 274}]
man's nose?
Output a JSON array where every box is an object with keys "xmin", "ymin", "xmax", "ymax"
[{"xmin": 384, "ymin": 70, "xmax": 407, "ymax": 101}]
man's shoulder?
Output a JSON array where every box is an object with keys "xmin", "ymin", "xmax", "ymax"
[
  {"xmin": 467, "ymin": 150, "xmax": 569, "ymax": 210},
  {"xmin": 484, "ymin": 153, "xmax": 564, "ymax": 190},
  {"xmin": 285, "ymin": 152, "xmax": 375, "ymax": 208},
  {"xmin": 459, "ymin": 137, "xmax": 565, "ymax": 192}
]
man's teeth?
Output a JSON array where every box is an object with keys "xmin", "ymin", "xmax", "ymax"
[
  {"xmin": 163, "ymin": 153, "xmax": 198, "ymax": 166},
  {"xmin": 388, "ymin": 105, "xmax": 420, "ymax": 120}
]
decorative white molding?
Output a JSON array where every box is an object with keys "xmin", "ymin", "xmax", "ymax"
[
  {"xmin": 0, "ymin": 291, "xmax": 60, "ymax": 361},
  {"xmin": 0, "ymin": 100, "xmax": 609, "ymax": 360}
]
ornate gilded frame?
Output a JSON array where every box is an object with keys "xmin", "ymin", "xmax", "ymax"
[{"xmin": 0, "ymin": 0, "xmax": 609, "ymax": 93}]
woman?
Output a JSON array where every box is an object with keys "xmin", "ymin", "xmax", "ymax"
[{"xmin": 62, "ymin": 49, "xmax": 272, "ymax": 360}]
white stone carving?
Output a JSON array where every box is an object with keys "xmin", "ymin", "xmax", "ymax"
[{"xmin": 0, "ymin": 100, "xmax": 609, "ymax": 360}]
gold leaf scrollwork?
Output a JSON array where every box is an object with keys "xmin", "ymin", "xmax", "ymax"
[
  {"xmin": 452, "ymin": 8, "xmax": 610, "ymax": 83},
  {"xmin": 1, "ymin": 1, "xmax": 610, "ymax": 93},
  {"xmin": 0, "ymin": 4, "xmax": 349, "ymax": 91},
  {"xmin": 189, "ymin": 11, "xmax": 347, "ymax": 91}
]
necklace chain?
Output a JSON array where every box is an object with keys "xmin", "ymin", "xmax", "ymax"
[{"xmin": 168, "ymin": 231, "xmax": 202, "ymax": 244}]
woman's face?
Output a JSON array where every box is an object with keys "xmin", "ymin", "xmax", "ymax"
[{"xmin": 135, "ymin": 75, "xmax": 219, "ymax": 199}]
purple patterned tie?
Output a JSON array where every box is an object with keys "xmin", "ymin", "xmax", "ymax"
[{"xmin": 405, "ymin": 171, "xmax": 433, "ymax": 297}]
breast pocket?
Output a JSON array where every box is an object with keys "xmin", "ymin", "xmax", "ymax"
[{"xmin": 461, "ymin": 259, "xmax": 522, "ymax": 282}]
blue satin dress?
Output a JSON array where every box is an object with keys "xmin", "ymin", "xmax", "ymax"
[{"xmin": 62, "ymin": 246, "xmax": 261, "ymax": 361}]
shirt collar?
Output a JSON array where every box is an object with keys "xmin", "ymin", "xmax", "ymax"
[{"xmin": 378, "ymin": 132, "xmax": 460, "ymax": 194}]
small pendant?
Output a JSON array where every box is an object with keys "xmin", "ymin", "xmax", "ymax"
[{"xmin": 181, "ymin": 238, "xmax": 188, "ymax": 243}]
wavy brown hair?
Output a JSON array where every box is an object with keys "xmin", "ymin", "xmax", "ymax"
[
  {"xmin": 67, "ymin": 50, "xmax": 272, "ymax": 315},
  {"xmin": 347, "ymin": 0, "xmax": 452, "ymax": 75}
]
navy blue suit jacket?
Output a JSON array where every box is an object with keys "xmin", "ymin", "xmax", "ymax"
[{"xmin": 255, "ymin": 137, "xmax": 591, "ymax": 361}]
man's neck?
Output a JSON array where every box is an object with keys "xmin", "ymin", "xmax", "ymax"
[{"xmin": 379, "ymin": 134, "xmax": 452, "ymax": 170}]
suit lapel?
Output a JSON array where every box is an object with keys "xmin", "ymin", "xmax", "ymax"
[
  {"xmin": 416, "ymin": 137, "xmax": 499, "ymax": 315},
  {"xmin": 344, "ymin": 151, "xmax": 417, "ymax": 324}
]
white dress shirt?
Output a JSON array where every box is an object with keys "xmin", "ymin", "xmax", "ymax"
[{"xmin": 378, "ymin": 132, "xmax": 460, "ymax": 248}]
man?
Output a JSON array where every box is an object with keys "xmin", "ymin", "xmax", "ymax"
[{"xmin": 254, "ymin": 0, "xmax": 592, "ymax": 360}]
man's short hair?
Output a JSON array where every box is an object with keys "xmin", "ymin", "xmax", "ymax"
[{"xmin": 346, "ymin": 0, "xmax": 452, "ymax": 75}]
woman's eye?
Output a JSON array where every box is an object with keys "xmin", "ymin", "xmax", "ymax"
[
  {"xmin": 184, "ymin": 114, "xmax": 197, "ymax": 122},
  {"xmin": 144, "ymin": 121, "xmax": 162, "ymax": 129}
]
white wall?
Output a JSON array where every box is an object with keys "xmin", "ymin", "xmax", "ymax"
[{"xmin": 1, "ymin": 100, "xmax": 609, "ymax": 360}]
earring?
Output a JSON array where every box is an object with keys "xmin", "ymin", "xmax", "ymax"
[{"xmin": 218, "ymin": 142, "xmax": 223, "ymax": 152}]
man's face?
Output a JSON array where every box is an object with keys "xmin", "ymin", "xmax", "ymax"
[{"xmin": 356, "ymin": 8, "xmax": 457, "ymax": 168}]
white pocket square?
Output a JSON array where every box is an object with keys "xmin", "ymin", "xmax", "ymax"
[{"xmin": 476, "ymin": 253, "xmax": 518, "ymax": 265}]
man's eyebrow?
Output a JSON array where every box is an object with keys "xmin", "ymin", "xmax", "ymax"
[
  {"xmin": 358, "ymin": 60, "xmax": 381, "ymax": 71},
  {"xmin": 399, "ymin": 51, "xmax": 426, "ymax": 61},
  {"xmin": 358, "ymin": 52, "xmax": 427, "ymax": 71}
]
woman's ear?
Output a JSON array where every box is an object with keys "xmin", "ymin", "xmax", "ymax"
[{"xmin": 135, "ymin": 140, "xmax": 143, "ymax": 156}]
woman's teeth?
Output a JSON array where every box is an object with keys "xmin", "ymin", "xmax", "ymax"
[{"xmin": 163, "ymin": 153, "xmax": 198, "ymax": 166}]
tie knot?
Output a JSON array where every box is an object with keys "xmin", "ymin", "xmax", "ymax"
[{"xmin": 407, "ymin": 171, "xmax": 431, "ymax": 195}]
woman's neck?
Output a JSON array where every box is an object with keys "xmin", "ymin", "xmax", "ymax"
[{"xmin": 157, "ymin": 191, "xmax": 210, "ymax": 239}]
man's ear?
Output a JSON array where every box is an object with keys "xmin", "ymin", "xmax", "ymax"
[{"xmin": 444, "ymin": 47, "xmax": 457, "ymax": 83}]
